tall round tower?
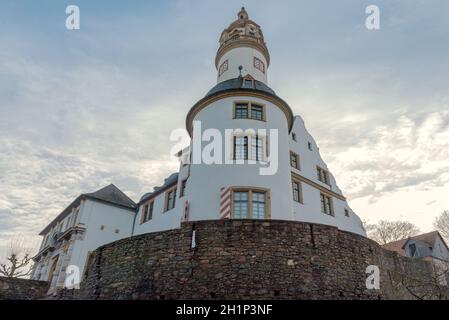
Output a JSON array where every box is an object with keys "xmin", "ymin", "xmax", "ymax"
[
  {"xmin": 216, "ymin": 7, "xmax": 270, "ymax": 84},
  {"xmin": 135, "ymin": 8, "xmax": 366, "ymax": 238},
  {"xmin": 183, "ymin": 8, "xmax": 295, "ymax": 223}
]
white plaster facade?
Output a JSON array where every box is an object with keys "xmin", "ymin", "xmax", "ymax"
[
  {"xmin": 31, "ymin": 8, "xmax": 369, "ymax": 293},
  {"xmin": 31, "ymin": 185, "xmax": 135, "ymax": 291},
  {"xmin": 134, "ymin": 8, "xmax": 366, "ymax": 237},
  {"xmin": 217, "ymin": 47, "xmax": 268, "ymax": 84}
]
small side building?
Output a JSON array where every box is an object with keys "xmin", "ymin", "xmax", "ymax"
[
  {"xmin": 31, "ymin": 184, "xmax": 136, "ymax": 292},
  {"xmin": 383, "ymin": 231, "xmax": 449, "ymax": 286}
]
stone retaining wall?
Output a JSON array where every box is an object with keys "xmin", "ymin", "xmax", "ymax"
[
  {"xmin": 76, "ymin": 220, "xmax": 447, "ymax": 300},
  {"xmin": 0, "ymin": 276, "xmax": 49, "ymax": 300}
]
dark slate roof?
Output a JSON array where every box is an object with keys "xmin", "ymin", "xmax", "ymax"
[
  {"xmin": 205, "ymin": 77, "xmax": 276, "ymax": 98},
  {"xmin": 139, "ymin": 173, "xmax": 179, "ymax": 204},
  {"xmin": 382, "ymin": 231, "xmax": 449, "ymax": 257},
  {"xmin": 186, "ymin": 77, "xmax": 294, "ymax": 136},
  {"xmin": 84, "ymin": 184, "xmax": 136, "ymax": 209},
  {"xmin": 39, "ymin": 184, "xmax": 136, "ymax": 235}
]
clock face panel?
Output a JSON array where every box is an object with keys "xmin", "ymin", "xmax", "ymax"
[
  {"xmin": 254, "ymin": 57, "xmax": 265, "ymax": 74},
  {"xmin": 219, "ymin": 60, "xmax": 229, "ymax": 76}
]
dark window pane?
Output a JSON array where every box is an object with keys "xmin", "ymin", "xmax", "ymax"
[
  {"xmin": 320, "ymin": 194, "xmax": 326, "ymax": 213},
  {"xmin": 235, "ymin": 103, "xmax": 248, "ymax": 118},
  {"xmin": 293, "ymin": 181, "xmax": 300, "ymax": 202},
  {"xmin": 251, "ymin": 104, "xmax": 263, "ymax": 120},
  {"xmin": 252, "ymin": 192, "xmax": 265, "ymax": 219},
  {"xmin": 234, "ymin": 191, "xmax": 249, "ymax": 218},
  {"xmin": 244, "ymin": 79, "xmax": 253, "ymax": 88},
  {"xmin": 234, "ymin": 136, "xmax": 248, "ymax": 160}
]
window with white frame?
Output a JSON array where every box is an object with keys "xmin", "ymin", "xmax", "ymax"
[
  {"xmin": 234, "ymin": 103, "xmax": 249, "ymax": 119},
  {"xmin": 233, "ymin": 136, "xmax": 248, "ymax": 160},
  {"xmin": 233, "ymin": 134, "xmax": 266, "ymax": 161},
  {"xmin": 317, "ymin": 166, "xmax": 329, "ymax": 185},
  {"xmin": 320, "ymin": 193, "xmax": 334, "ymax": 216},
  {"xmin": 141, "ymin": 200, "xmax": 154, "ymax": 223},
  {"xmin": 164, "ymin": 187, "xmax": 177, "ymax": 211},
  {"xmin": 250, "ymin": 104, "xmax": 264, "ymax": 120},
  {"xmin": 292, "ymin": 179, "xmax": 303, "ymax": 203},
  {"xmin": 290, "ymin": 151, "xmax": 300, "ymax": 170},
  {"xmin": 232, "ymin": 189, "xmax": 269, "ymax": 219},
  {"xmin": 233, "ymin": 191, "xmax": 249, "ymax": 218},
  {"xmin": 251, "ymin": 135, "xmax": 264, "ymax": 161},
  {"xmin": 252, "ymin": 192, "xmax": 266, "ymax": 219},
  {"xmin": 233, "ymin": 102, "xmax": 265, "ymax": 121}
]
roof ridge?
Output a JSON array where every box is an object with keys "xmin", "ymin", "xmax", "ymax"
[{"xmin": 85, "ymin": 184, "xmax": 136, "ymax": 207}]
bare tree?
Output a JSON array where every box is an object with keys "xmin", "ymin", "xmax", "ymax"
[
  {"xmin": 0, "ymin": 237, "xmax": 35, "ymax": 278},
  {"xmin": 365, "ymin": 220, "xmax": 420, "ymax": 245},
  {"xmin": 390, "ymin": 261, "xmax": 449, "ymax": 300},
  {"xmin": 433, "ymin": 210, "xmax": 449, "ymax": 241}
]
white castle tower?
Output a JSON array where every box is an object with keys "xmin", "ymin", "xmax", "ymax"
[{"xmin": 133, "ymin": 8, "xmax": 366, "ymax": 237}]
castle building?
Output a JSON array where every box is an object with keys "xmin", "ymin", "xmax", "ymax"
[
  {"xmin": 133, "ymin": 8, "xmax": 366, "ymax": 237},
  {"xmin": 31, "ymin": 185, "xmax": 136, "ymax": 291},
  {"xmin": 31, "ymin": 8, "xmax": 366, "ymax": 292}
]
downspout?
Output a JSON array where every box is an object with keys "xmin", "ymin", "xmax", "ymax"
[{"xmin": 131, "ymin": 205, "xmax": 138, "ymax": 237}]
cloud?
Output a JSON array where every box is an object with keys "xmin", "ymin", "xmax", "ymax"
[
  {"xmin": 321, "ymin": 111, "xmax": 449, "ymax": 201},
  {"xmin": 0, "ymin": 136, "xmax": 179, "ymax": 246},
  {"xmin": 1, "ymin": 0, "xmax": 449, "ymax": 250}
]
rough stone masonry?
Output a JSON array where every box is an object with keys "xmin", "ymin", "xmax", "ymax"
[
  {"xmin": 71, "ymin": 220, "xmax": 447, "ymax": 300},
  {"xmin": 0, "ymin": 277, "xmax": 49, "ymax": 300}
]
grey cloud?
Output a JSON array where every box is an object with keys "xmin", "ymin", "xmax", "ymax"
[
  {"xmin": 318, "ymin": 111, "xmax": 449, "ymax": 201},
  {"xmin": 1, "ymin": 0, "xmax": 449, "ymax": 249}
]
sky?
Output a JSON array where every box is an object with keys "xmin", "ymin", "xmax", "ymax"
[{"xmin": 1, "ymin": 0, "xmax": 449, "ymax": 253}]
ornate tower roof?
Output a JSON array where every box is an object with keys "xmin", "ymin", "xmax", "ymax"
[{"xmin": 215, "ymin": 7, "xmax": 270, "ymax": 69}]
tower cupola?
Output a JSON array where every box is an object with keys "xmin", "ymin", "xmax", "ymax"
[
  {"xmin": 215, "ymin": 7, "xmax": 270, "ymax": 84},
  {"xmin": 237, "ymin": 6, "xmax": 249, "ymax": 20}
]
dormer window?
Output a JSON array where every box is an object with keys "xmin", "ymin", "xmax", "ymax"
[
  {"xmin": 409, "ymin": 244, "xmax": 417, "ymax": 257},
  {"xmin": 243, "ymin": 79, "xmax": 254, "ymax": 88}
]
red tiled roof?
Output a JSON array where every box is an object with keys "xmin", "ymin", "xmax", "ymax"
[
  {"xmin": 382, "ymin": 231, "xmax": 448, "ymax": 256},
  {"xmin": 382, "ymin": 239, "xmax": 408, "ymax": 256}
]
